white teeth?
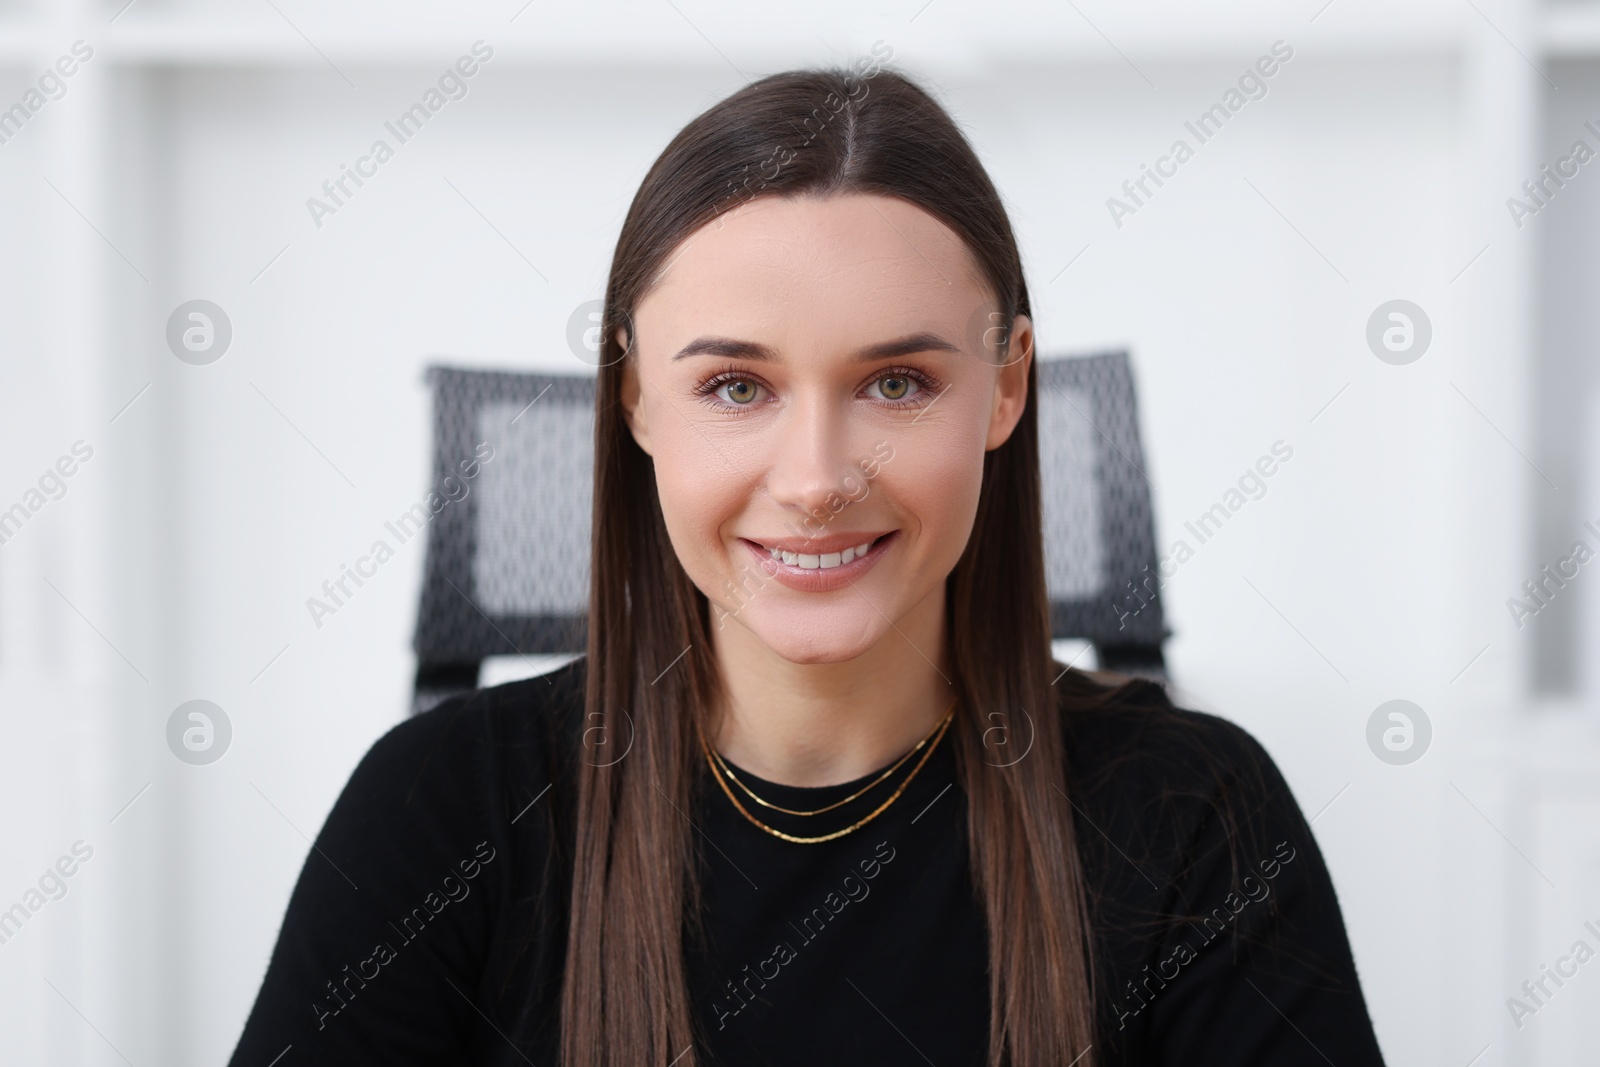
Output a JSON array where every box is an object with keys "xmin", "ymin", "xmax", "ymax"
[{"xmin": 759, "ymin": 535, "xmax": 882, "ymax": 568}]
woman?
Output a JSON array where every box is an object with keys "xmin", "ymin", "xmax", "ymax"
[{"xmin": 227, "ymin": 63, "xmax": 1387, "ymax": 1066}]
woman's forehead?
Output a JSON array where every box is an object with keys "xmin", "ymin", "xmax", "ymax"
[{"xmin": 637, "ymin": 193, "xmax": 989, "ymax": 334}]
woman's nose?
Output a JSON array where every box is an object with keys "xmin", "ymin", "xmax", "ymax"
[{"xmin": 761, "ymin": 396, "xmax": 865, "ymax": 527}]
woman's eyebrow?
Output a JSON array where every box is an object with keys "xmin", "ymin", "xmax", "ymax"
[{"xmin": 670, "ymin": 331, "xmax": 960, "ymax": 363}]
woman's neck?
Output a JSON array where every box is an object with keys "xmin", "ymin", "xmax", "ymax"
[{"xmin": 707, "ymin": 585, "xmax": 954, "ymax": 788}]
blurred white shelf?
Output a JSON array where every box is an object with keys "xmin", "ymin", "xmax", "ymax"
[
  {"xmin": 0, "ymin": 4, "xmax": 1487, "ymax": 70},
  {"xmin": 28, "ymin": 3, "xmax": 1600, "ymax": 71}
]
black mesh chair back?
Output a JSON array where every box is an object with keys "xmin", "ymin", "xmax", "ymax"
[
  {"xmin": 411, "ymin": 366, "xmax": 595, "ymax": 714},
  {"xmin": 411, "ymin": 352, "xmax": 1168, "ymax": 714},
  {"xmin": 1035, "ymin": 352, "xmax": 1169, "ymax": 679}
]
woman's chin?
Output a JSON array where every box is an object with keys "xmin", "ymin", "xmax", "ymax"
[{"xmin": 731, "ymin": 612, "xmax": 884, "ymax": 666}]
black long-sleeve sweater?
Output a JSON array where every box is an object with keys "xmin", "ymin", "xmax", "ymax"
[{"xmin": 225, "ymin": 657, "xmax": 1387, "ymax": 1066}]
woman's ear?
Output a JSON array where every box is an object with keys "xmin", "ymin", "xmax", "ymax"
[
  {"xmin": 618, "ymin": 328, "xmax": 654, "ymax": 456},
  {"xmin": 985, "ymin": 312, "xmax": 1033, "ymax": 451}
]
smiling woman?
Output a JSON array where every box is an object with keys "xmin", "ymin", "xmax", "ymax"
[
  {"xmin": 227, "ymin": 63, "xmax": 1388, "ymax": 1067},
  {"xmin": 619, "ymin": 191, "xmax": 1023, "ymax": 665}
]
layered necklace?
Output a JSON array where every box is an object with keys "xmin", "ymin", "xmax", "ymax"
[{"xmin": 700, "ymin": 698, "xmax": 957, "ymax": 845}]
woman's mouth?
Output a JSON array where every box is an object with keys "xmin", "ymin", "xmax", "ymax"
[
  {"xmin": 737, "ymin": 531, "xmax": 897, "ymax": 591},
  {"xmin": 757, "ymin": 532, "xmax": 890, "ymax": 569}
]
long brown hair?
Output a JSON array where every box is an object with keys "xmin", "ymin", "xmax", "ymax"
[{"xmin": 563, "ymin": 61, "xmax": 1151, "ymax": 1067}]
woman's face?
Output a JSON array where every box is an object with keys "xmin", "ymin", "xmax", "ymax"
[{"xmin": 620, "ymin": 192, "xmax": 1032, "ymax": 666}]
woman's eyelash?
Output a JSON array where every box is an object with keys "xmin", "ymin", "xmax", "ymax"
[
  {"xmin": 689, "ymin": 363, "xmax": 757, "ymax": 403},
  {"xmin": 866, "ymin": 366, "xmax": 941, "ymax": 403},
  {"xmin": 692, "ymin": 364, "xmax": 942, "ymax": 414}
]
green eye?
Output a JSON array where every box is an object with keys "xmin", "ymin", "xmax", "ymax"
[
  {"xmin": 877, "ymin": 375, "xmax": 911, "ymax": 400},
  {"xmin": 725, "ymin": 379, "xmax": 757, "ymax": 404}
]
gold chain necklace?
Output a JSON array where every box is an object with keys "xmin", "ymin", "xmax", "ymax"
[
  {"xmin": 707, "ymin": 697, "xmax": 956, "ymax": 816},
  {"xmin": 700, "ymin": 702, "xmax": 956, "ymax": 845}
]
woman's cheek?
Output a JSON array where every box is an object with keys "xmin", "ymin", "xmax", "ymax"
[
  {"xmin": 651, "ymin": 419, "xmax": 747, "ymax": 587},
  {"xmin": 883, "ymin": 429, "xmax": 985, "ymax": 557}
]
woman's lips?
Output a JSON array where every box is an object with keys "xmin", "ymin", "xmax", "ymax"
[{"xmin": 739, "ymin": 531, "xmax": 897, "ymax": 592}]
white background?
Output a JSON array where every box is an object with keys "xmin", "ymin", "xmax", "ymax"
[{"xmin": 1, "ymin": 0, "xmax": 1598, "ymax": 1064}]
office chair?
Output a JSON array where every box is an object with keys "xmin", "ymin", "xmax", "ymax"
[
  {"xmin": 1035, "ymin": 352, "xmax": 1170, "ymax": 680},
  {"xmin": 410, "ymin": 353, "xmax": 1169, "ymax": 715}
]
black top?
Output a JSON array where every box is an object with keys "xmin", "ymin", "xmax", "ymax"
[{"xmin": 226, "ymin": 658, "xmax": 1387, "ymax": 1066}]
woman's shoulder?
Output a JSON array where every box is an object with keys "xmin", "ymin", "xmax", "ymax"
[
  {"xmin": 305, "ymin": 656, "xmax": 591, "ymax": 913},
  {"xmin": 368, "ymin": 655, "xmax": 589, "ymax": 805},
  {"xmin": 224, "ymin": 657, "xmax": 591, "ymax": 1065},
  {"xmin": 304, "ymin": 654, "xmax": 591, "ymax": 881},
  {"xmin": 1055, "ymin": 668, "xmax": 1285, "ymax": 811},
  {"xmin": 1052, "ymin": 667, "xmax": 1312, "ymax": 906},
  {"xmin": 1051, "ymin": 671, "xmax": 1386, "ymax": 1061}
]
